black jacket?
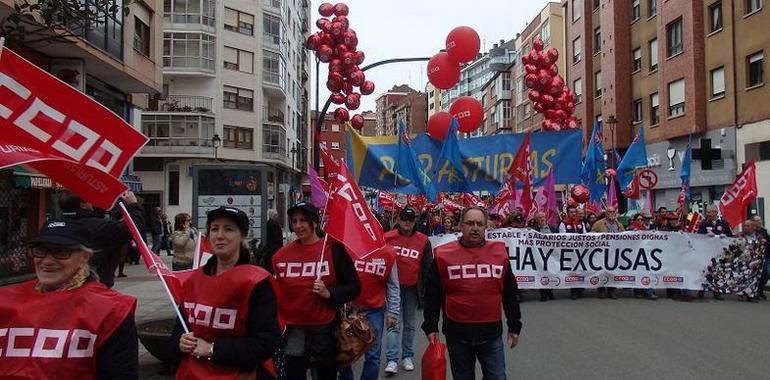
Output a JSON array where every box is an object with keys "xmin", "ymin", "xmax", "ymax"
[{"xmin": 62, "ymin": 202, "xmax": 145, "ymax": 288}]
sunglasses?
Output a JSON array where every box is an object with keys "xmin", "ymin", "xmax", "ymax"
[
  {"xmin": 400, "ymin": 216, "xmax": 416, "ymax": 222},
  {"xmin": 29, "ymin": 246, "xmax": 77, "ymax": 260}
]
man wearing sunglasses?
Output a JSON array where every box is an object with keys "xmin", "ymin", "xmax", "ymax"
[
  {"xmin": 384, "ymin": 206, "xmax": 433, "ymax": 374},
  {"xmin": 0, "ymin": 219, "xmax": 137, "ymax": 378}
]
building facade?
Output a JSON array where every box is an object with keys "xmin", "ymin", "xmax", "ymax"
[
  {"xmin": 0, "ymin": 0, "xmax": 164, "ymax": 284},
  {"xmin": 426, "ymin": 82, "xmax": 443, "ymax": 118},
  {"xmin": 374, "ymin": 84, "xmax": 427, "ymax": 136},
  {"xmin": 135, "ymin": 0, "xmax": 311, "ymax": 237}
]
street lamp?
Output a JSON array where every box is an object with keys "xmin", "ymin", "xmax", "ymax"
[
  {"xmin": 212, "ymin": 133, "xmax": 221, "ymax": 160},
  {"xmin": 606, "ymin": 115, "xmax": 617, "ymax": 168}
]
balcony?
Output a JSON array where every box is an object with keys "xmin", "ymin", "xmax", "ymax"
[
  {"xmin": 263, "ymin": 107, "xmax": 285, "ymax": 124},
  {"xmin": 263, "ymin": 0, "xmax": 282, "ymax": 15},
  {"xmin": 163, "ymin": 12, "xmax": 216, "ymax": 33},
  {"xmin": 141, "ymin": 114, "xmax": 216, "ymax": 156},
  {"xmin": 263, "ymin": 70, "xmax": 286, "ymax": 96},
  {"xmin": 263, "ymin": 32, "xmax": 282, "ymax": 51},
  {"xmin": 148, "ymin": 96, "xmax": 214, "ymax": 114}
]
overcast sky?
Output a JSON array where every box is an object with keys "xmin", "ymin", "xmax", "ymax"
[{"xmin": 309, "ymin": 0, "xmax": 554, "ymax": 114}]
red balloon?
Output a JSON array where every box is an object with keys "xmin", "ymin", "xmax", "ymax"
[
  {"xmin": 541, "ymin": 119, "xmax": 554, "ymax": 131},
  {"xmin": 570, "ymin": 185, "xmax": 590, "ymax": 204},
  {"xmin": 566, "ymin": 101, "xmax": 576, "ymax": 111},
  {"xmin": 351, "ymin": 113, "xmax": 364, "ymax": 129},
  {"xmin": 330, "ymin": 22, "xmax": 345, "ymax": 37},
  {"xmin": 321, "ymin": 32, "xmax": 335, "ymax": 46},
  {"xmin": 334, "ymin": 107, "xmax": 349, "ymax": 122},
  {"xmin": 427, "ymin": 112, "xmax": 453, "ymax": 140},
  {"xmin": 552, "ymin": 101, "xmax": 564, "ymax": 110},
  {"xmin": 317, "ymin": 45, "xmax": 333, "ymax": 62},
  {"xmin": 316, "ymin": 18, "xmax": 331, "ymax": 32},
  {"xmin": 524, "ymin": 74, "xmax": 538, "ymax": 88},
  {"xmin": 343, "ymin": 64, "xmax": 359, "ymax": 76},
  {"xmin": 529, "ymin": 50, "xmax": 541, "ymax": 66},
  {"xmin": 548, "ymin": 65, "xmax": 559, "ymax": 77},
  {"xmin": 343, "ymin": 31, "xmax": 358, "ymax": 48},
  {"xmin": 326, "ymin": 79, "xmax": 342, "ymax": 93},
  {"xmin": 306, "ymin": 34, "xmax": 321, "ymax": 50},
  {"xmin": 533, "ymin": 102, "xmax": 546, "ymax": 113},
  {"xmin": 532, "ymin": 37, "xmax": 544, "ymax": 52},
  {"xmin": 333, "ymin": 3, "xmax": 349, "ymax": 16},
  {"xmin": 567, "ymin": 119, "xmax": 580, "ymax": 129},
  {"xmin": 354, "ymin": 50, "xmax": 365, "ymax": 65},
  {"xmin": 541, "ymin": 94, "xmax": 555, "ymax": 105},
  {"xmin": 542, "ymin": 51, "xmax": 556, "ymax": 65},
  {"xmin": 446, "ymin": 26, "xmax": 481, "ymax": 64},
  {"xmin": 544, "ymin": 110, "xmax": 558, "ymax": 120},
  {"xmin": 318, "ymin": 2, "xmax": 334, "ymax": 17},
  {"xmin": 546, "ymin": 47, "xmax": 559, "ymax": 62},
  {"xmin": 349, "ymin": 70, "xmax": 365, "ymax": 86},
  {"xmin": 427, "ymin": 52, "xmax": 461, "ymax": 90},
  {"xmin": 334, "ymin": 44, "xmax": 349, "ymax": 58},
  {"xmin": 330, "ymin": 93, "xmax": 346, "ymax": 105},
  {"xmin": 554, "ymin": 110, "xmax": 567, "ymax": 120},
  {"xmin": 333, "ymin": 15, "xmax": 349, "ymax": 30},
  {"xmin": 360, "ymin": 80, "xmax": 375, "ymax": 95},
  {"xmin": 345, "ymin": 92, "xmax": 361, "ymax": 110},
  {"xmin": 521, "ymin": 53, "xmax": 532, "ymax": 65},
  {"xmin": 449, "ymin": 96, "xmax": 484, "ymax": 133},
  {"xmin": 341, "ymin": 51, "xmax": 356, "ymax": 66},
  {"xmin": 342, "ymin": 80, "xmax": 354, "ymax": 94},
  {"xmin": 538, "ymin": 70, "xmax": 552, "ymax": 86},
  {"xmin": 527, "ymin": 90, "xmax": 541, "ymax": 102},
  {"xmin": 524, "ymin": 64, "xmax": 538, "ymax": 75}
]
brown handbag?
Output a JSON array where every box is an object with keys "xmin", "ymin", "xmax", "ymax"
[{"xmin": 335, "ymin": 307, "xmax": 376, "ymax": 366}]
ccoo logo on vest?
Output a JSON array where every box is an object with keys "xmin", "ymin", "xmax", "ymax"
[
  {"xmin": 392, "ymin": 245, "xmax": 420, "ymax": 259},
  {"xmin": 447, "ymin": 264, "xmax": 504, "ymax": 280},
  {"xmin": 275, "ymin": 261, "xmax": 331, "ymax": 278},
  {"xmin": 354, "ymin": 259, "xmax": 387, "ymax": 277},
  {"xmin": 0, "ymin": 327, "xmax": 96, "ymax": 358},
  {"xmin": 183, "ymin": 303, "xmax": 238, "ymax": 330}
]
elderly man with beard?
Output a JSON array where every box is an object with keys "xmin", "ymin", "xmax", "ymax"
[{"xmin": 422, "ymin": 207, "xmax": 522, "ymax": 380}]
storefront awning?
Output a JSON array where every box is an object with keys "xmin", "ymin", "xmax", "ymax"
[
  {"xmin": 120, "ymin": 174, "xmax": 143, "ymax": 193},
  {"xmin": 13, "ymin": 166, "xmax": 143, "ymax": 192}
]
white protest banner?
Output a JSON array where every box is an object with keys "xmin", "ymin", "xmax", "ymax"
[{"xmin": 430, "ymin": 229, "xmax": 732, "ymax": 290}]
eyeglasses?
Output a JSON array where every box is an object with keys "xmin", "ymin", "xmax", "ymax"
[
  {"xmin": 400, "ymin": 216, "xmax": 416, "ymax": 222},
  {"xmin": 29, "ymin": 246, "xmax": 76, "ymax": 260},
  {"xmin": 462, "ymin": 221, "xmax": 485, "ymax": 227}
]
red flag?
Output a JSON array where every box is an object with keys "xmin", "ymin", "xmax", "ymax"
[
  {"xmin": 0, "ymin": 47, "xmax": 147, "ymax": 179},
  {"xmin": 507, "ymin": 133, "xmax": 533, "ymax": 215},
  {"xmin": 0, "ymin": 140, "xmax": 127, "ymax": 209},
  {"xmin": 443, "ymin": 197, "xmax": 464, "ymax": 213},
  {"xmin": 192, "ymin": 233, "xmax": 213, "ymax": 270},
  {"xmin": 718, "ymin": 161, "xmax": 758, "ymax": 228},
  {"xmin": 118, "ymin": 204, "xmax": 184, "ymax": 304},
  {"xmin": 686, "ymin": 212, "xmax": 703, "ymax": 233},
  {"xmin": 378, "ymin": 191, "xmax": 395, "ymax": 211},
  {"xmin": 622, "ymin": 173, "xmax": 641, "ymax": 199},
  {"xmin": 324, "ymin": 160, "xmax": 385, "ymax": 259},
  {"xmin": 462, "ymin": 193, "xmax": 484, "ymax": 207},
  {"xmin": 319, "ymin": 143, "xmax": 340, "ymax": 180}
]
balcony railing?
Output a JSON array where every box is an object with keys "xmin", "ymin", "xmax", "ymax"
[
  {"xmin": 263, "ymin": 107, "xmax": 285, "ymax": 124},
  {"xmin": 164, "ymin": 13, "xmax": 216, "ymax": 29},
  {"xmin": 263, "ymin": 71, "xmax": 285, "ymax": 89},
  {"xmin": 148, "ymin": 96, "xmax": 214, "ymax": 114},
  {"xmin": 263, "ymin": 0, "xmax": 282, "ymax": 13},
  {"xmin": 142, "ymin": 138, "xmax": 216, "ymax": 155}
]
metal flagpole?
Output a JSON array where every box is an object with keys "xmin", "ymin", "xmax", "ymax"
[
  {"xmin": 154, "ymin": 265, "xmax": 190, "ymax": 334},
  {"xmin": 0, "ymin": 37, "xmax": 6, "ymax": 60}
]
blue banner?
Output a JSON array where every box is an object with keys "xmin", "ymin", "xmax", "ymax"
[{"xmin": 345, "ymin": 127, "xmax": 583, "ymax": 194}]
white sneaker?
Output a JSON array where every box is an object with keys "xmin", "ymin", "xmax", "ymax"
[
  {"xmin": 384, "ymin": 361, "xmax": 398, "ymax": 374},
  {"xmin": 402, "ymin": 357, "xmax": 415, "ymax": 371}
]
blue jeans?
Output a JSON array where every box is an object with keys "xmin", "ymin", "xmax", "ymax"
[
  {"xmin": 386, "ymin": 286, "xmax": 417, "ymax": 362},
  {"xmin": 338, "ymin": 307, "xmax": 385, "ymax": 380},
  {"xmin": 446, "ymin": 335, "xmax": 506, "ymax": 380}
]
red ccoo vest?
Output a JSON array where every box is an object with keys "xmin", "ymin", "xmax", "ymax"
[
  {"xmin": 351, "ymin": 246, "xmax": 396, "ymax": 309},
  {"xmin": 272, "ymin": 239, "xmax": 338, "ymax": 325},
  {"xmin": 175, "ymin": 265, "xmax": 271, "ymax": 380},
  {"xmin": 434, "ymin": 240, "xmax": 509, "ymax": 324},
  {"xmin": 0, "ymin": 280, "xmax": 136, "ymax": 380},
  {"xmin": 385, "ymin": 229, "xmax": 429, "ymax": 286}
]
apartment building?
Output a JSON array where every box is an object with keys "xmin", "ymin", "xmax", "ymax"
[
  {"xmin": 564, "ymin": 0, "xmax": 769, "ymax": 217},
  {"xmin": 135, "ymin": 0, "xmax": 311, "ymax": 237},
  {"xmin": 374, "ymin": 84, "xmax": 427, "ymax": 136},
  {"xmin": 480, "ymin": 41, "xmax": 516, "ymax": 135},
  {"xmin": 0, "ymin": 0, "xmax": 164, "ymax": 284},
  {"xmin": 426, "ymin": 82, "xmax": 443, "ymax": 118}
]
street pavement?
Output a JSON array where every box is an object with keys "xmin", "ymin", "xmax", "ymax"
[{"xmin": 115, "ymin": 258, "xmax": 770, "ymax": 379}]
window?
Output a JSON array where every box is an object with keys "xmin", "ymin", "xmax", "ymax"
[
  {"xmin": 711, "ymin": 66, "xmax": 725, "ymax": 98},
  {"xmin": 264, "ymin": 14, "xmax": 281, "ymax": 46},
  {"xmin": 163, "ymin": 32, "xmax": 216, "ymax": 72},
  {"xmin": 593, "ymin": 0, "xmax": 600, "ymax": 10},
  {"xmin": 746, "ymin": 0, "xmax": 762, "ymax": 14},
  {"xmin": 224, "ymin": 8, "xmax": 254, "ymax": 36},
  {"xmin": 649, "ymin": 39, "xmax": 658, "ymax": 71},
  {"xmin": 667, "ymin": 19, "xmax": 683, "ymax": 57},
  {"xmin": 594, "ymin": 71, "xmax": 602, "ymax": 97},
  {"xmin": 745, "ymin": 140, "xmax": 770, "ymax": 162},
  {"xmin": 668, "ymin": 79, "xmax": 685, "ymax": 117},
  {"xmin": 223, "ymin": 125, "xmax": 254, "ymax": 149},
  {"xmin": 573, "ymin": 78, "xmax": 583, "ymax": 103},
  {"xmin": 164, "ymin": 0, "xmax": 215, "ymax": 27},
  {"xmin": 263, "ymin": 125, "xmax": 287, "ymax": 156},
  {"xmin": 168, "ymin": 170, "xmax": 179, "ymax": 206},
  {"xmin": 223, "ymin": 86, "xmax": 254, "ymax": 111},
  {"xmin": 748, "ymin": 52, "xmax": 764, "ymax": 87},
  {"xmin": 573, "ymin": 37, "xmax": 582, "ymax": 63},
  {"xmin": 633, "ymin": 48, "xmax": 642, "ymax": 72},
  {"xmin": 648, "ymin": 0, "xmax": 657, "ymax": 17},
  {"xmin": 650, "ymin": 92, "xmax": 659, "ymax": 125},
  {"xmin": 709, "ymin": 2, "xmax": 723, "ymax": 32},
  {"xmin": 572, "ymin": 0, "xmax": 582, "ymax": 21},
  {"xmin": 632, "ymin": 0, "xmax": 641, "ymax": 21},
  {"xmin": 320, "ymin": 123, "xmax": 327, "ymax": 132},
  {"xmin": 633, "ymin": 99, "xmax": 642, "ymax": 123},
  {"xmin": 594, "ymin": 27, "xmax": 601, "ymax": 53},
  {"xmin": 223, "ymin": 46, "xmax": 254, "ymax": 73},
  {"xmin": 502, "ymin": 72, "xmax": 512, "ymax": 91},
  {"xmin": 540, "ymin": 20, "xmax": 551, "ymax": 45},
  {"xmin": 263, "ymin": 50, "xmax": 286, "ymax": 87},
  {"xmin": 134, "ymin": 17, "xmax": 150, "ymax": 56},
  {"xmin": 331, "ymin": 142, "xmax": 340, "ymax": 150},
  {"xmin": 331, "ymin": 124, "xmax": 340, "ymax": 132}
]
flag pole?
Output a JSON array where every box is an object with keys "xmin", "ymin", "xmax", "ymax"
[{"xmin": 154, "ymin": 265, "xmax": 190, "ymax": 334}]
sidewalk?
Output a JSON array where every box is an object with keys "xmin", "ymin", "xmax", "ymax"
[{"xmin": 112, "ymin": 255, "xmax": 177, "ymax": 379}]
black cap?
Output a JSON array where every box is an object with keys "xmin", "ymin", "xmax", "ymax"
[
  {"xmin": 207, "ymin": 207, "xmax": 250, "ymax": 234},
  {"xmin": 287, "ymin": 202, "xmax": 320, "ymax": 223},
  {"xmin": 399, "ymin": 206, "xmax": 417, "ymax": 219},
  {"xmin": 28, "ymin": 219, "xmax": 92, "ymax": 248}
]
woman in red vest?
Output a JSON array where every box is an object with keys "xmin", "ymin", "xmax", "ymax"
[
  {"xmin": 173, "ymin": 206, "xmax": 282, "ymax": 379},
  {"xmin": 0, "ymin": 219, "xmax": 138, "ymax": 379},
  {"xmin": 272, "ymin": 202, "xmax": 361, "ymax": 380}
]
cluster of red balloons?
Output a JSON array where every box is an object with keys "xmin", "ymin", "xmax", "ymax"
[
  {"xmin": 570, "ymin": 184, "xmax": 590, "ymax": 204},
  {"xmin": 426, "ymin": 26, "xmax": 484, "ymax": 139},
  {"xmin": 306, "ymin": 3, "xmax": 373, "ymax": 129},
  {"xmin": 522, "ymin": 37, "xmax": 580, "ymax": 132}
]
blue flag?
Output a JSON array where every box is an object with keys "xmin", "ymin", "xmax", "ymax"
[
  {"xmin": 434, "ymin": 118, "xmax": 470, "ymax": 192},
  {"xmin": 395, "ymin": 122, "xmax": 438, "ymax": 202},
  {"xmin": 680, "ymin": 134, "xmax": 692, "ymax": 199},
  {"xmin": 580, "ymin": 122, "xmax": 607, "ymax": 202},
  {"xmin": 617, "ymin": 126, "xmax": 648, "ymax": 191}
]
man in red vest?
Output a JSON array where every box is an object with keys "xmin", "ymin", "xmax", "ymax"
[
  {"xmin": 422, "ymin": 207, "xmax": 522, "ymax": 380},
  {"xmin": 384, "ymin": 206, "xmax": 432, "ymax": 374}
]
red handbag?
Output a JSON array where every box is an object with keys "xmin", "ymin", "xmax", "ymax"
[{"xmin": 421, "ymin": 335, "xmax": 447, "ymax": 380}]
